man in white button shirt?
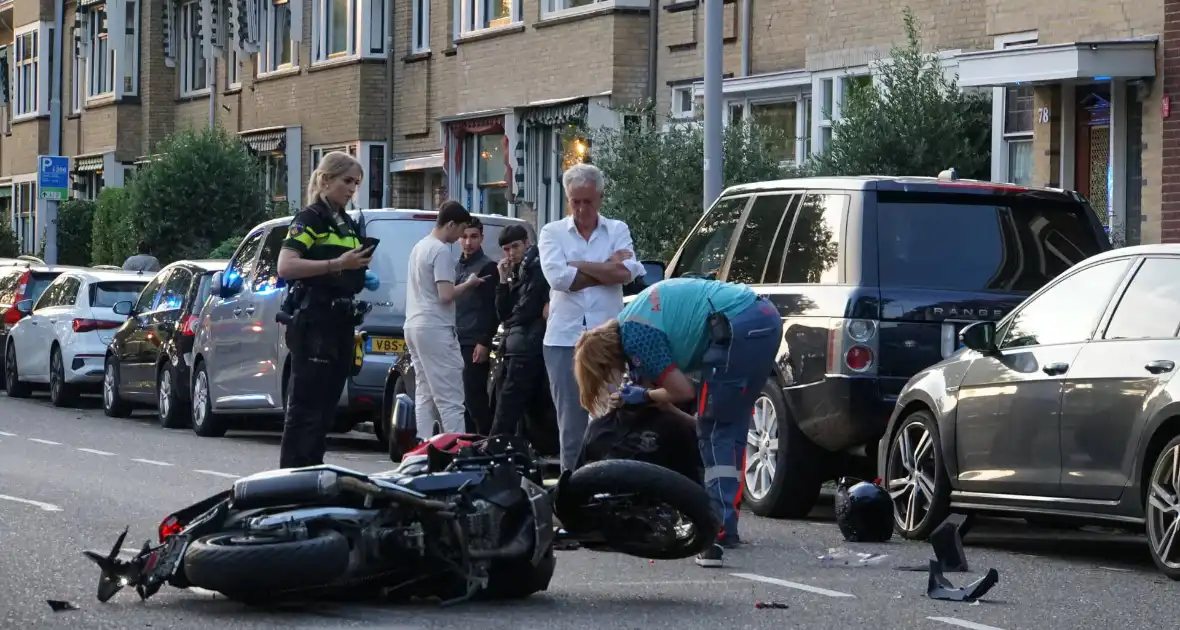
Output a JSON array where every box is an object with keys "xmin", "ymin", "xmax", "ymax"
[{"xmin": 538, "ymin": 163, "xmax": 646, "ymax": 471}]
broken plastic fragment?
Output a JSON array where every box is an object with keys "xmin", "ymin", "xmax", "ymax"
[
  {"xmin": 818, "ymin": 548, "xmax": 889, "ymax": 567},
  {"xmin": 896, "ymin": 514, "xmax": 973, "ymax": 572},
  {"xmin": 755, "ymin": 600, "xmax": 789, "ymax": 609},
  {"xmin": 47, "ymin": 600, "xmax": 79, "ymax": 612},
  {"xmin": 926, "ymin": 559, "xmax": 999, "ymax": 602}
]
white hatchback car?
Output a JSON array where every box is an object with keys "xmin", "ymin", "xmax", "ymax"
[{"xmin": 4, "ymin": 268, "xmax": 154, "ymax": 406}]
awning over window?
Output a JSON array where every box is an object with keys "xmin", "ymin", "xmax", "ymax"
[
  {"xmin": 521, "ymin": 99, "xmax": 587, "ymax": 127},
  {"xmin": 73, "ymin": 155, "xmax": 104, "ymax": 173},
  {"xmin": 241, "ymin": 129, "xmax": 286, "ymax": 154},
  {"xmin": 956, "ymin": 40, "xmax": 1157, "ymax": 88},
  {"xmin": 77, "ymin": 0, "xmax": 105, "ymax": 8}
]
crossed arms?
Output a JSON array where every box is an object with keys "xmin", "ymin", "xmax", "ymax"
[{"xmin": 539, "ymin": 222, "xmax": 645, "ymax": 292}]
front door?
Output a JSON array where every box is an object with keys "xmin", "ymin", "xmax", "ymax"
[
  {"xmin": 954, "ymin": 256, "xmax": 1134, "ymax": 498},
  {"xmin": 236, "ymin": 225, "xmax": 288, "ymax": 408},
  {"xmin": 206, "ymin": 229, "xmax": 265, "ymax": 405},
  {"xmin": 122, "ymin": 273, "xmax": 169, "ymax": 394},
  {"xmin": 1060, "ymin": 256, "xmax": 1180, "ymax": 500}
]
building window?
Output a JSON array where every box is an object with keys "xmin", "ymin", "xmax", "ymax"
[
  {"xmin": 817, "ymin": 77, "xmax": 834, "ymax": 152},
  {"xmin": 366, "ymin": 143, "xmax": 386, "ymax": 208},
  {"xmin": 260, "ymin": 0, "xmax": 296, "ymax": 74},
  {"xmin": 750, "ymin": 100, "xmax": 799, "ymax": 164},
  {"xmin": 671, "ymin": 86, "xmax": 693, "ymax": 119},
  {"xmin": 88, "ymin": 4, "xmax": 115, "ymax": 98},
  {"xmin": 122, "ymin": 1, "xmax": 140, "ymax": 95},
  {"xmin": 179, "ymin": 1, "xmax": 208, "ymax": 96},
  {"xmin": 1003, "ymin": 86, "xmax": 1034, "ymax": 185},
  {"xmin": 13, "ymin": 182, "xmax": 37, "ymax": 254},
  {"xmin": 13, "ymin": 24, "xmax": 51, "ymax": 120},
  {"xmin": 226, "ymin": 16, "xmax": 242, "ymax": 88},
  {"xmin": 456, "ymin": 0, "xmax": 519, "ymax": 36},
  {"xmin": 811, "ymin": 70, "xmax": 868, "ymax": 155},
  {"xmin": 259, "ymin": 153, "xmax": 288, "ymax": 203},
  {"xmin": 412, "ymin": 0, "xmax": 429, "ymax": 53},
  {"xmin": 74, "ymin": 172, "xmax": 105, "ymax": 201},
  {"xmin": 802, "ymin": 97, "xmax": 812, "ymax": 158},
  {"xmin": 543, "ymin": 0, "xmax": 643, "ymax": 17},
  {"xmin": 477, "ymin": 134, "xmax": 508, "ymax": 216},
  {"xmin": 313, "ymin": 0, "xmax": 388, "ymax": 62},
  {"xmin": 70, "ymin": 32, "xmax": 83, "ymax": 114}
]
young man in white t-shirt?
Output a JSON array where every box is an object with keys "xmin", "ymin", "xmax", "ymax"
[{"xmin": 404, "ymin": 201, "xmax": 485, "ymax": 439}]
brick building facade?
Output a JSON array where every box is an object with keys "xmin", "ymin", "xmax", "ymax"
[{"xmin": 0, "ymin": 0, "xmax": 393, "ymax": 254}]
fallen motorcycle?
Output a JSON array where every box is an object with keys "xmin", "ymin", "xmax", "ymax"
[{"xmin": 82, "ymin": 434, "xmax": 719, "ymax": 606}]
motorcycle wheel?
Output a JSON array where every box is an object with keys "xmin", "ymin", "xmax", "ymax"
[
  {"xmin": 182, "ymin": 529, "xmax": 351, "ymax": 599},
  {"xmin": 561, "ymin": 459, "xmax": 720, "ymax": 560},
  {"xmin": 483, "ymin": 547, "xmax": 557, "ymax": 600}
]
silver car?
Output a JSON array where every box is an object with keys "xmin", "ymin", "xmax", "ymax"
[{"xmin": 188, "ymin": 209, "xmax": 530, "ymax": 439}]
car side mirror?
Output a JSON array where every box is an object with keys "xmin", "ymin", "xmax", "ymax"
[
  {"xmin": 641, "ymin": 260, "xmax": 666, "ymax": 285},
  {"xmin": 216, "ymin": 270, "xmax": 243, "ymax": 298},
  {"xmin": 959, "ymin": 321, "xmax": 998, "ymax": 354},
  {"xmin": 14, "ymin": 299, "xmax": 32, "ymax": 315},
  {"xmin": 112, "ymin": 300, "xmax": 134, "ymax": 317}
]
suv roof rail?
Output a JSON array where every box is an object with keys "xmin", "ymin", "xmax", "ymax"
[
  {"xmin": 937, "ymin": 167, "xmax": 959, "ymax": 181},
  {"xmin": 16, "ymin": 255, "xmax": 44, "ymax": 264},
  {"xmin": 91, "ymin": 265, "xmax": 122, "ymax": 270}
]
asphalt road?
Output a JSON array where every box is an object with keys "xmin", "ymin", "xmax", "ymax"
[{"xmin": 2, "ymin": 392, "xmax": 1180, "ymax": 630}]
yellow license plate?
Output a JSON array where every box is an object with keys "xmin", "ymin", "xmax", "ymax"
[{"xmin": 368, "ymin": 336, "xmax": 406, "ymax": 354}]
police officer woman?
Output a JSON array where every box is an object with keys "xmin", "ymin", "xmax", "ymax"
[
  {"xmin": 572, "ymin": 277, "xmax": 783, "ymax": 569},
  {"xmin": 275, "ymin": 151, "xmax": 379, "ymax": 469}
]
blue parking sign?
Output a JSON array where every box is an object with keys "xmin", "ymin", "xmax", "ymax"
[{"xmin": 37, "ymin": 155, "xmax": 70, "ymax": 201}]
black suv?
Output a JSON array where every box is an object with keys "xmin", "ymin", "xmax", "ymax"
[{"xmin": 662, "ymin": 173, "xmax": 1111, "ymax": 518}]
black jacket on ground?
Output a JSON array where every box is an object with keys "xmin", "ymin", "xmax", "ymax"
[
  {"xmin": 576, "ymin": 404, "xmax": 704, "ymax": 485},
  {"xmin": 495, "ymin": 245, "xmax": 549, "ymax": 356},
  {"xmin": 454, "ymin": 251, "xmax": 498, "ymax": 347}
]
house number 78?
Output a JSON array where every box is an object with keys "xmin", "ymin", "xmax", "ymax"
[{"xmin": 1036, "ymin": 107, "xmax": 1051, "ymax": 124}]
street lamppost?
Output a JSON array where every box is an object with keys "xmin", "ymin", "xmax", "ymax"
[{"xmin": 702, "ymin": 0, "xmax": 723, "ymax": 211}]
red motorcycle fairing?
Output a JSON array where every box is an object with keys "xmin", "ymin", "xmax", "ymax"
[{"xmin": 405, "ymin": 432, "xmax": 487, "ymax": 457}]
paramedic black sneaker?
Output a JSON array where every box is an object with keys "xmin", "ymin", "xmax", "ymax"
[{"xmin": 695, "ymin": 544, "xmax": 724, "ymax": 568}]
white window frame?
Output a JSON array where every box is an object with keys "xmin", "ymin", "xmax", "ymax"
[
  {"xmin": 991, "ymin": 32, "xmax": 1039, "ymax": 184},
  {"xmin": 312, "ymin": 0, "xmax": 388, "ymax": 64},
  {"xmin": 810, "ymin": 65, "xmax": 869, "ymax": 156},
  {"xmin": 259, "ymin": 0, "xmax": 298, "ymax": 76},
  {"xmin": 309, "ymin": 142, "xmax": 388, "ymax": 208},
  {"xmin": 453, "ymin": 0, "xmax": 521, "ymax": 39},
  {"xmin": 121, "ymin": 0, "xmax": 141, "ymax": 97},
  {"xmin": 744, "ymin": 95, "xmax": 811, "ymax": 167},
  {"xmin": 73, "ymin": 171, "xmax": 105, "ymax": 201},
  {"xmin": 13, "ymin": 23, "xmax": 52, "ymax": 121},
  {"xmin": 541, "ymin": 0, "xmax": 646, "ymax": 20},
  {"xmin": 179, "ymin": 1, "xmax": 209, "ymax": 96},
  {"xmin": 670, "ymin": 86, "xmax": 694, "ymax": 119},
  {"xmin": 12, "ymin": 180, "xmax": 37, "ymax": 254},
  {"xmin": 70, "ymin": 29, "xmax": 84, "ymax": 114},
  {"xmin": 411, "ymin": 0, "xmax": 429, "ymax": 53},
  {"xmin": 226, "ymin": 10, "xmax": 242, "ymax": 88},
  {"xmin": 310, "ymin": 143, "xmax": 360, "ymax": 207},
  {"xmin": 87, "ymin": 4, "xmax": 116, "ymax": 99}
]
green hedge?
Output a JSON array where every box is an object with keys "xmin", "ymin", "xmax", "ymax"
[
  {"xmin": 0, "ymin": 228, "xmax": 18, "ymax": 258},
  {"xmin": 90, "ymin": 187, "xmax": 136, "ymax": 266},
  {"xmin": 56, "ymin": 199, "xmax": 96, "ymax": 266}
]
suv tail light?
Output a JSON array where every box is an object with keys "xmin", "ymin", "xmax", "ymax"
[
  {"xmin": 179, "ymin": 314, "xmax": 198, "ymax": 336},
  {"xmin": 826, "ymin": 318, "xmax": 880, "ymax": 376},
  {"xmin": 3, "ymin": 270, "xmax": 30, "ymax": 326},
  {"xmin": 72, "ymin": 318, "xmax": 123, "ymax": 333}
]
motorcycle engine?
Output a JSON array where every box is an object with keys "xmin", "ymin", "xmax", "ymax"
[{"xmin": 462, "ymin": 499, "xmax": 503, "ymax": 552}]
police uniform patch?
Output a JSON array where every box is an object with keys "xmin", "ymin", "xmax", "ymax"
[{"xmin": 288, "ymin": 222, "xmax": 306, "ymax": 238}]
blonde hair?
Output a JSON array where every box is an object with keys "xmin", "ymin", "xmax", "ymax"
[
  {"xmin": 306, "ymin": 151, "xmax": 363, "ymax": 206},
  {"xmin": 574, "ymin": 319, "xmax": 626, "ymax": 416}
]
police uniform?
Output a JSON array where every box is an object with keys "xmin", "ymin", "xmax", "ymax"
[{"xmin": 278, "ymin": 199, "xmax": 366, "ymax": 469}]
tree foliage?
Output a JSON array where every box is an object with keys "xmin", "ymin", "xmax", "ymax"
[
  {"xmin": 90, "ymin": 187, "xmax": 137, "ymax": 266},
  {"xmin": 128, "ymin": 126, "xmax": 270, "ymax": 264},
  {"xmin": 589, "ymin": 103, "xmax": 795, "ymax": 259},
  {"xmin": 806, "ymin": 7, "xmax": 992, "ymax": 180},
  {"xmin": 0, "ymin": 229, "xmax": 19, "ymax": 258},
  {"xmin": 56, "ymin": 199, "xmax": 96, "ymax": 266}
]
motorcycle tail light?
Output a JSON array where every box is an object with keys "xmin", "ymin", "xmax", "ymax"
[{"xmin": 158, "ymin": 516, "xmax": 182, "ymax": 542}]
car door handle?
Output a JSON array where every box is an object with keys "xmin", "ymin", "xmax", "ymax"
[
  {"xmin": 1042, "ymin": 362, "xmax": 1069, "ymax": 376},
  {"xmin": 1146, "ymin": 360, "xmax": 1176, "ymax": 374},
  {"xmin": 233, "ymin": 307, "xmax": 243, "ymax": 317},
  {"xmin": 244, "ymin": 306, "xmax": 256, "ymax": 316}
]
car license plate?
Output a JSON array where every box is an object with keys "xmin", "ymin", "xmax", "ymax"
[{"xmin": 367, "ymin": 336, "xmax": 406, "ymax": 354}]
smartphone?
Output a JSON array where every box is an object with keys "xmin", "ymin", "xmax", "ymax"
[{"xmin": 361, "ymin": 236, "xmax": 381, "ymax": 253}]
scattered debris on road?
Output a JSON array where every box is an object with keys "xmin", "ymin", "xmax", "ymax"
[
  {"xmin": 926, "ymin": 559, "xmax": 999, "ymax": 602},
  {"xmin": 818, "ymin": 548, "xmax": 890, "ymax": 567},
  {"xmin": 898, "ymin": 514, "xmax": 972, "ymax": 572},
  {"xmin": 46, "ymin": 599, "xmax": 79, "ymax": 612},
  {"xmin": 754, "ymin": 600, "xmax": 789, "ymax": 609}
]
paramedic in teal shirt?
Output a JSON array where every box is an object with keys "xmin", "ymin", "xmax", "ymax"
[{"xmin": 573, "ymin": 277, "xmax": 783, "ymax": 568}]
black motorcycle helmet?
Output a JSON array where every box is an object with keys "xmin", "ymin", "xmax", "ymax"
[{"xmin": 834, "ymin": 477, "xmax": 894, "ymax": 543}]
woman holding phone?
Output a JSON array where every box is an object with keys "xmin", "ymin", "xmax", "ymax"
[{"xmin": 274, "ymin": 151, "xmax": 381, "ymax": 469}]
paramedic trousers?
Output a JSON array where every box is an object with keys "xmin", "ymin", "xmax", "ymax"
[
  {"xmin": 404, "ymin": 326, "xmax": 467, "ymax": 439},
  {"xmin": 279, "ymin": 307, "xmax": 355, "ymax": 469},
  {"xmin": 696, "ymin": 297, "xmax": 783, "ymax": 543}
]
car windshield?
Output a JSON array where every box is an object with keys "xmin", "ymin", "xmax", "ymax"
[
  {"xmin": 91, "ymin": 281, "xmax": 149, "ymax": 308},
  {"xmin": 26, "ymin": 273, "xmax": 60, "ymax": 303},
  {"xmin": 876, "ymin": 191, "xmax": 1107, "ymax": 293},
  {"xmin": 366, "ymin": 218, "xmax": 507, "ymax": 284}
]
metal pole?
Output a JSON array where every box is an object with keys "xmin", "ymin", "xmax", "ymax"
[
  {"xmin": 208, "ymin": 57, "xmax": 216, "ymax": 128},
  {"xmin": 45, "ymin": 0, "xmax": 65, "ymax": 264},
  {"xmin": 702, "ymin": 0, "xmax": 723, "ymax": 210},
  {"xmin": 385, "ymin": 0, "xmax": 395, "ymax": 207}
]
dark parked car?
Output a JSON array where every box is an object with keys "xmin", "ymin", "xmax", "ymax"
[
  {"xmin": 0, "ymin": 263, "xmax": 80, "ymax": 388},
  {"xmin": 879, "ymin": 244, "xmax": 1180, "ymax": 579},
  {"xmin": 103, "ymin": 260, "xmax": 226, "ymax": 427},
  {"xmin": 658, "ymin": 172, "xmax": 1111, "ymax": 519}
]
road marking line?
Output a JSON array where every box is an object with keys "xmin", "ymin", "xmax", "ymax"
[
  {"xmin": 929, "ymin": 617, "xmax": 1007, "ymax": 630},
  {"xmin": 1099, "ymin": 566, "xmax": 1132, "ymax": 572},
  {"xmin": 0, "ymin": 493, "xmax": 63, "ymax": 512},
  {"xmin": 131, "ymin": 458, "xmax": 173, "ymax": 467},
  {"xmin": 28, "ymin": 438, "xmax": 62, "ymax": 445},
  {"xmin": 77, "ymin": 448, "xmax": 116, "ymax": 456},
  {"xmin": 0, "ymin": 431, "xmax": 16, "ymax": 437},
  {"xmin": 731, "ymin": 572, "xmax": 856, "ymax": 598},
  {"xmin": 194, "ymin": 469, "xmax": 240, "ymax": 479}
]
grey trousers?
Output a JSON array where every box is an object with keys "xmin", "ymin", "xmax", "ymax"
[
  {"xmin": 543, "ymin": 344, "xmax": 590, "ymax": 471},
  {"xmin": 404, "ymin": 326, "xmax": 467, "ymax": 439}
]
